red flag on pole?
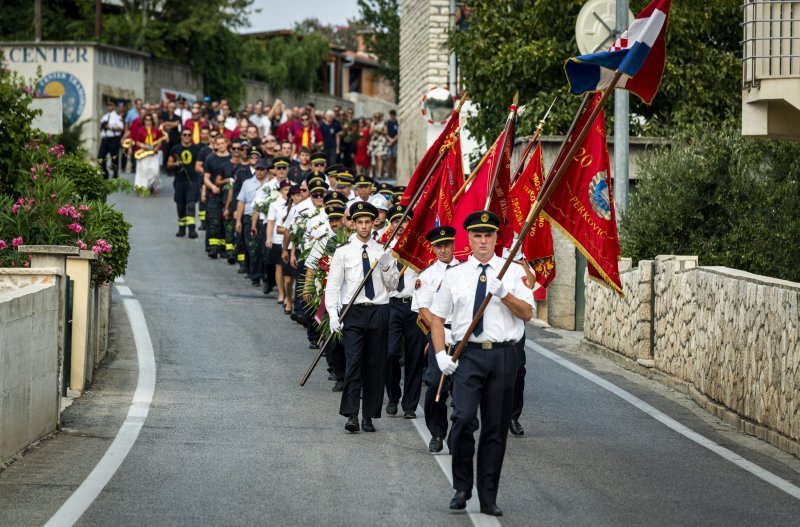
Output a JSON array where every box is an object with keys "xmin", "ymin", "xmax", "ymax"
[
  {"xmin": 451, "ymin": 128, "xmax": 514, "ymax": 260},
  {"xmin": 392, "ymin": 129, "xmax": 461, "ymax": 271},
  {"xmin": 542, "ymin": 93, "xmax": 622, "ymax": 293},
  {"xmin": 400, "ymin": 108, "xmax": 461, "ymax": 207},
  {"xmin": 509, "ymin": 143, "xmax": 556, "ymax": 288}
]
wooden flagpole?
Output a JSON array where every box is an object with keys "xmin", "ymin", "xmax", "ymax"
[
  {"xmin": 484, "ymin": 92, "xmax": 519, "ymax": 210},
  {"xmin": 434, "ymin": 75, "xmax": 621, "ymax": 401}
]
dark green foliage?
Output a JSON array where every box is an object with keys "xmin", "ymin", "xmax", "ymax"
[
  {"xmin": 357, "ymin": 0, "xmax": 400, "ymax": 100},
  {"xmin": 0, "ymin": 67, "xmax": 43, "ymax": 194},
  {"xmin": 449, "ymin": 0, "xmax": 742, "ymax": 145},
  {"xmin": 55, "ymin": 117, "xmax": 90, "ymax": 154},
  {"xmin": 54, "ymin": 153, "xmax": 106, "ymax": 201},
  {"xmin": 621, "ymin": 126, "xmax": 800, "ymax": 282},
  {"xmin": 241, "ymin": 32, "xmax": 331, "ymax": 94},
  {"xmin": 82, "ymin": 202, "xmax": 131, "ymax": 286}
]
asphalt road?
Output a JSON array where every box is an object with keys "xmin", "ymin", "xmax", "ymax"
[{"xmin": 2, "ymin": 173, "xmax": 800, "ymax": 526}]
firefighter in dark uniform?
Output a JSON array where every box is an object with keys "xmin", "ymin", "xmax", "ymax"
[
  {"xmin": 167, "ymin": 127, "xmax": 201, "ymax": 238},
  {"xmin": 412, "ymin": 225, "xmax": 458, "ymax": 453},
  {"xmin": 223, "ymin": 139, "xmax": 246, "ymax": 265},
  {"xmin": 429, "ymin": 210, "xmax": 535, "ymax": 517},
  {"xmin": 384, "ymin": 204, "xmax": 425, "ymax": 419},
  {"xmin": 195, "ymin": 126, "xmax": 213, "ymax": 233},
  {"xmin": 324, "ymin": 201, "xmax": 399, "ymax": 433},
  {"xmin": 202, "ymin": 135, "xmax": 233, "ymax": 258}
]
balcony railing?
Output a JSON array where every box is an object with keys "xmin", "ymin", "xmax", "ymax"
[{"xmin": 742, "ymin": 0, "xmax": 800, "ymax": 89}]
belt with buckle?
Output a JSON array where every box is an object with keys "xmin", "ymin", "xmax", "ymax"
[
  {"xmin": 354, "ymin": 302, "xmax": 375, "ymax": 307},
  {"xmin": 465, "ymin": 341, "xmax": 515, "ymax": 350},
  {"xmin": 390, "ymin": 297, "xmax": 412, "ymax": 304}
]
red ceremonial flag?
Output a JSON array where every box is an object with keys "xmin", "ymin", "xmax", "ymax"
[
  {"xmin": 509, "ymin": 143, "xmax": 556, "ymax": 288},
  {"xmin": 392, "ymin": 128, "xmax": 461, "ymax": 271},
  {"xmin": 451, "ymin": 127, "xmax": 514, "ymax": 260},
  {"xmin": 400, "ymin": 107, "xmax": 461, "ymax": 207},
  {"xmin": 542, "ymin": 93, "xmax": 622, "ymax": 293}
]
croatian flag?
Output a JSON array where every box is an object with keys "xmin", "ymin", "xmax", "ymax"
[{"xmin": 565, "ymin": 0, "xmax": 670, "ymax": 103}]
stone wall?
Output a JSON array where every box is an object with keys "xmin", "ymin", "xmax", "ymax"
[
  {"xmin": 144, "ymin": 59, "xmax": 203, "ymax": 103},
  {"xmin": 584, "ymin": 256, "xmax": 800, "ymax": 447},
  {"xmin": 0, "ymin": 283, "xmax": 60, "ymax": 465},
  {"xmin": 397, "ymin": 0, "xmax": 451, "ymax": 182}
]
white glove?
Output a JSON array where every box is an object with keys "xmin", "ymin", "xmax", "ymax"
[
  {"xmin": 435, "ymin": 351, "xmax": 458, "ymax": 376},
  {"xmin": 329, "ymin": 314, "xmax": 342, "ymax": 333},
  {"xmin": 378, "ymin": 249, "xmax": 395, "ymax": 269},
  {"xmin": 444, "ymin": 328, "xmax": 453, "ymax": 346},
  {"xmin": 487, "ymin": 276, "xmax": 507, "ymax": 298}
]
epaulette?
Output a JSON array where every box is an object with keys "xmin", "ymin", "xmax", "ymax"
[{"xmin": 336, "ymin": 240, "xmax": 351, "ymax": 248}]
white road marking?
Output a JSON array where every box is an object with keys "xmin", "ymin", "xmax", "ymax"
[
  {"xmin": 115, "ymin": 285, "xmax": 133, "ymax": 297},
  {"xmin": 44, "ymin": 297, "xmax": 156, "ymax": 527},
  {"xmin": 526, "ymin": 339, "xmax": 800, "ymax": 501},
  {"xmin": 412, "ymin": 406, "xmax": 502, "ymax": 527}
]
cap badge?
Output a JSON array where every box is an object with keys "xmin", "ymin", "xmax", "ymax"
[
  {"xmin": 358, "ymin": 204, "xmax": 363, "ymax": 209},
  {"xmin": 481, "ymin": 212, "xmax": 489, "ymax": 223},
  {"xmin": 440, "ymin": 229, "xmax": 445, "ymax": 235}
]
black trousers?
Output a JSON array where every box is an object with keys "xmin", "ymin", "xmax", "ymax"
[
  {"xmin": 385, "ymin": 299, "xmax": 426, "ymax": 411},
  {"xmin": 243, "ymin": 215, "xmax": 263, "ymax": 281},
  {"xmin": 174, "ymin": 176, "xmax": 198, "ymax": 228},
  {"xmin": 293, "ymin": 260, "xmax": 320, "ymax": 344},
  {"xmin": 512, "ymin": 335, "xmax": 527, "ymax": 421},
  {"xmin": 98, "ymin": 136, "xmax": 121, "ymax": 179},
  {"xmin": 324, "ymin": 339, "xmax": 346, "ymax": 382},
  {"xmin": 205, "ymin": 195, "xmax": 225, "ymax": 255},
  {"xmin": 449, "ymin": 344, "xmax": 517, "ymax": 506},
  {"xmin": 224, "ymin": 210, "xmax": 237, "ymax": 261},
  {"xmin": 423, "ymin": 334, "xmax": 451, "ymax": 440},
  {"xmin": 339, "ymin": 304, "xmax": 389, "ymax": 419}
]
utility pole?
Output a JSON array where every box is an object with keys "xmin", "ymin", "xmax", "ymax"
[
  {"xmin": 95, "ymin": 0, "xmax": 103, "ymax": 39},
  {"xmin": 614, "ymin": 0, "xmax": 630, "ymax": 215},
  {"xmin": 34, "ymin": 0, "xmax": 42, "ymax": 42}
]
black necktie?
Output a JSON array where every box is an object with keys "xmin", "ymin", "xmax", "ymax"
[
  {"xmin": 372, "ymin": 231, "xmax": 378, "ymax": 240},
  {"xmin": 362, "ymin": 244, "xmax": 375, "ymax": 299},
  {"xmin": 473, "ymin": 264, "xmax": 489, "ymax": 336},
  {"xmin": 397, "ymin": 261, "xmax": 404, "ymax": 291}
]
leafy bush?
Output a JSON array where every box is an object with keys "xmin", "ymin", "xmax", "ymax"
[
  {"xmin": 54, "ymin": 153, "xmax": 107, "ymax": 201},
  {"xmin": 82, "ymin": 202, "xmax": 131, "ymax": 286},
  {"xmin": 620, "ymin": 126, "xmax": 800, "ymax": 282},
  {"xmin": 0, "ymin": 65, "xmax": 43, "ymax": 194}
]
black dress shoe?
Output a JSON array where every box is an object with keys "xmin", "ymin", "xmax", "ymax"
[
  {"xmin": 509, "ymin": 419, "xmax": 524, "ymax": 436},
  {"xmin": 345, "ymin": 416, "xmax": 359, "ymax": 432},
  {"xmin": 386, "ymin": 402, "xmax": 398, "ymax": 415},
  {"xmin": 403, "ymin": 409, "xmax": 416, "ymax": 419},
  {"xmin": 361, "ymin": 418, "xmax": 376, "ymax": 432},
  {"xmin": 263, "ymin": 282, "xmax": 274, "ymax": 295},
  {"xmin": 332, "ymin": 381, "xmax": 344, "ymax": 392},
  {"xmin": 428, "ymin": 436, "xmax": 443, "ymax": 453},
  {"xmin": 251, "ymin": 279, "xmax": 261, "ymax": 287},
  {"xmin": 308, "ymin": 343, "xmax": 320, "ymax": 349},
  {"xmin": 449, "ymin": 490, "xmax": 471, "ymax": 510},
  {"xmin": 328, "ymin": 372, "xmax": 335, "ymax": 381},
  {"xmin": 480, "ymin": 503, "xmax": 503, "ymax": 516}
]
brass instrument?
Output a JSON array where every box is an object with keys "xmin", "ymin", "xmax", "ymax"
[
  {"xmin": 122, "ymin": 137, "xmax": 133, "ymax": 149},
  {"xmin": 134, "ymin": 125, "xmax": 168, "ymax": 160}
]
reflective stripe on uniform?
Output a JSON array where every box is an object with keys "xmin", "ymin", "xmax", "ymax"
[
  {"xmin": 199, "ymin": 211, "xmax": 206, "ymax": 220},
  {"xmin": 225, "ymin": 244, "xmax": 234, "ymax": 251},
  {"xmin": 184, "ymin": 216, "xmax": 196, "ymax": 225},
  {"xmin": 237, "ymin": 254, "xmax": 246, "ymax": 262}
]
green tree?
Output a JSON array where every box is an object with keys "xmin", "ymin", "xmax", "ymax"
[
  {"xmin": 449, "ymin": 0, "xmax": 741, "ymax": 145},
  {"xmin": 621, "ymin": 125, "xmax": 800, "ymax": 282},
  {"xmin": 295, "ymin": 17, "xmax": 365, "ymax": 50},
  {"xmin": 357, "ymin": 0, "xmax": 400, "ymax": 100},
  {"xmin": 0, "ymin": 66, "xmax": 42, "ymax": 195},
  {"xmin": 241, "ymin": 31, "xmax": 331, "ymax": 94}
]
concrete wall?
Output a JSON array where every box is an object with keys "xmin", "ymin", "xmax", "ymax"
[
  {"xmin": 0, "ymin": 283, "xmax": 60, "ymax": 465},
  {"xmin": 144, "ymin": 59, "xmax": 203, "ymax": 103},
  {"xmin": 584, "ymin": 255, "xmax": 800, "ymax": 450},
  {"xmin": 397, "ymin": 0, "xmax": 451, "ymax": 182}
]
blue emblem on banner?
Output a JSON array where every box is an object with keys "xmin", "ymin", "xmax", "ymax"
[{"xmin": 36, "ymin": 71, "xmax": 86, "ymax": 127}]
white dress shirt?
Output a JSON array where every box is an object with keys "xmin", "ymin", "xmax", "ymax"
[
  {"xmin": 101, "ymin": 111, "xmax": 124, "ymax": 138},
  {"xmin": 388, "ymin": 240, "xmax": 417, "ymax": 299},
  {"xmin": 325, "ymin": 237, "xmax": 399, "ymax": 316},
  {"xmin": 412, "ymin": 259, "xmax": 451, "ymax": 313},
  {"xmin": 430, "ymin": 254, "xmax": 534, "ymax": 344},
  {"xmin": 237, "ymin": 176, "xmax": 266, "ymax": 216},
  {"xmin": 265, "ymin": 198, "xmax": 287, "ymax": 244}
]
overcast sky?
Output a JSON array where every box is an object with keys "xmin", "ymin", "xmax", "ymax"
[{"xmin": 244, "ymin": 0, "xmax": 362, "ymax": 33}]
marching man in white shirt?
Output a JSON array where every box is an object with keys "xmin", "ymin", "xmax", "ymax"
[
  {"xmin": 325, "ymin": 202, "xmax": 399, "ymax": 433},
  {"xmin": 411, "ymin": 225, "xmax": 458, "ymax": 453},
  {"xmin": 429, "ymin": 210, "xmax": 534, "ymax": 517},
  {"xmin": 384, "ymin": 204, "xmax": 425, "ymax": 419}
]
